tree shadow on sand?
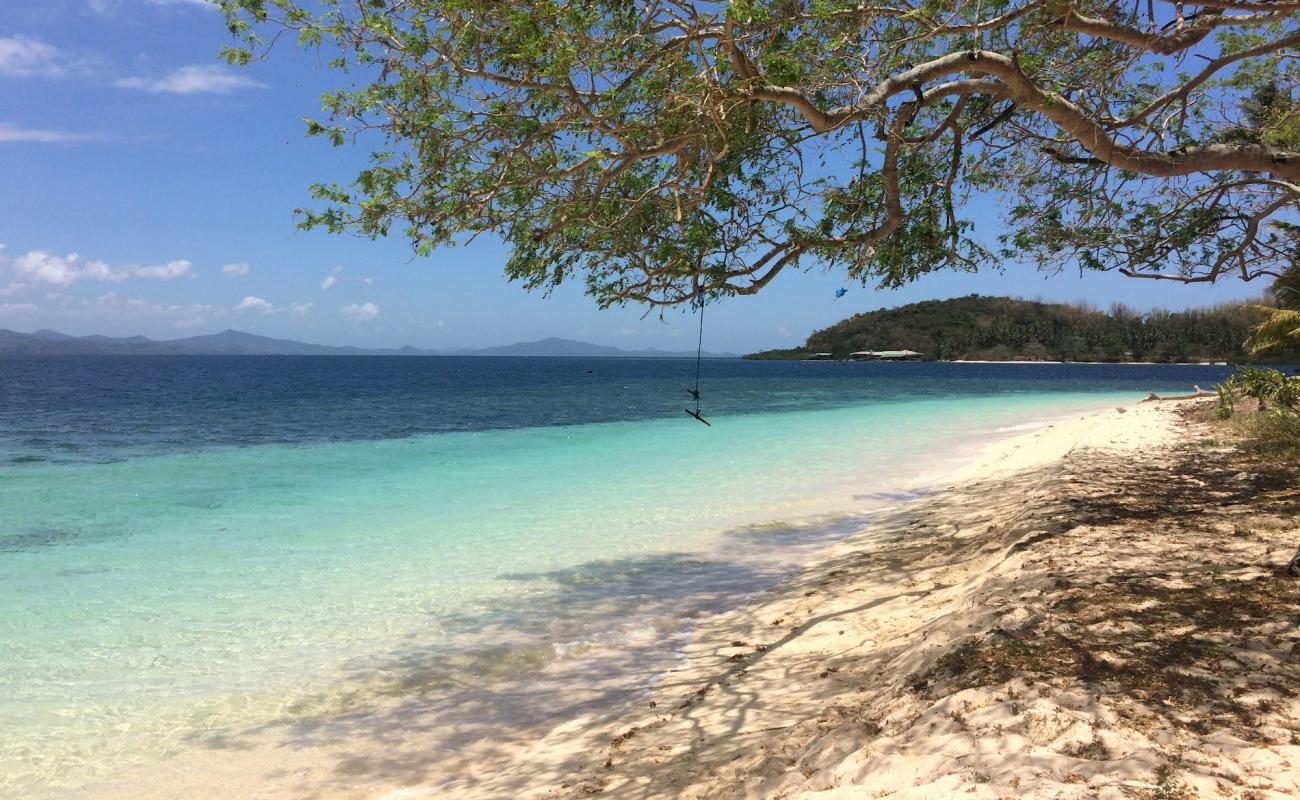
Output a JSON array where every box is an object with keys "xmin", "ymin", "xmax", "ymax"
[
  {"xmin": 181, "ymin": 416, "xmax": 1300, "ymax": 799},
  {"xmin": 179, "ymin": 511, "xmax": 891, "ymax": 793},
  {"xmin": 536, "ymin": 423, "xmax": 1300, "ymax": 799},
  {"xmin": 213, "ymin": 465, "xmax": 1057, "ymax": 797},
  {"xmin": 925, "ymin": 439, "xmax": 1300, "ymax": 717}
]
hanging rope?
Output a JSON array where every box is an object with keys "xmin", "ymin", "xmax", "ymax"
[
  {"xmin": 693, "ymin": 296, "xmax": 705, "ymax": 398},
  {"xmin": 684, "ymin": 294, "xmax": 711, "ymax": 426}
]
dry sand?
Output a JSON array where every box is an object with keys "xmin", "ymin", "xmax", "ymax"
[{"xmin": 427, "ymin": 399, "xmax": 1300, "ymax": 800}]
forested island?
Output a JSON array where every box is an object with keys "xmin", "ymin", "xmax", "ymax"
[{"xmin": 747, "ymin": 295, "xmax": 1297, "ymax": 363}]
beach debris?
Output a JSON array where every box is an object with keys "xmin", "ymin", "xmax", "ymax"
[
  {"xmin": 609, "ymin": 726, "xmax": 639, "ymax": 750},
  {"xmin": 1142, "ymin": 386, "xmax": 1216, "ymax": 402}
]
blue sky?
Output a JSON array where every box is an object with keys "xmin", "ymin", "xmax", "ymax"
[{"xmin": 0, "ymin": 0, "xmax": 1270, "ymax": 352}]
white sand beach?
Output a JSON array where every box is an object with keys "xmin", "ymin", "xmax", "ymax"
[{"xmin": 420, "ymin": 399, "xmax": 1300, "ymax": 800}]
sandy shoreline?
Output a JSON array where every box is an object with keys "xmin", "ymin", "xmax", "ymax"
[
  {"xmin": 50, "ymin": 398, "xmax": 1299, "ymax": 799},
  {"xmin": 418, "ymin": 398, "xmax": 1300, "ymax": 800}
]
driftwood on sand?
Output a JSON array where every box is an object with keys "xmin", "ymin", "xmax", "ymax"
[{"xmin": 1141, "ymin": 385, "xmax": 1216, "ymax": 402}]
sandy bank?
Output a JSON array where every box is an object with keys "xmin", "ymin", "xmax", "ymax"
[{"xmin": 438, "ymin": 399, "xmax": 1300, "ymax": 800}]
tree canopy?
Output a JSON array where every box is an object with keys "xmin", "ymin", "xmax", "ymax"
[{"xmin": 218, "ymin": 0, "xmax": 1300, "ymax": 308}]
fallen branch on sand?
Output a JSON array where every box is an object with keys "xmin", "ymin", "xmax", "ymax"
[{"xmin": 1141, "ymin": 385, "xmax": 1216, "ymax": 402}]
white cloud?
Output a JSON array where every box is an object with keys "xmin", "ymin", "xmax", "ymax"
[
  {"xmin": 221, "ymin": 262, "xmax": 250, "ymax": 278},
  {"xmin": 234, "ymin": 297, "xmax": 313, "ymax": 319},
  {"xmin": 611, "ymin": 327, "xmax": 637, "ymax": 337},
  {"xmin": 339, "ymin": 302, "xmax": 379, "ymax": 321},
  {"xmin": 360, "ymin": 276, "xmax": 374, "ymax": 286},
  {"xmin": 0, "ymin": 302, "xmax": 38, "ymax": 315},
  {"xmin": 0, "ymin": 122, "xmax": 103, "ymax": 144},
  {"xmin": 3, "ymin": 250, "xmax": 192, "ymax": 293},
  {"xmin": 89, "ymin": 0, "xmax": 217, "ymax": 13},
  {"xmin": 116, "ymin": 64, "xmax": 264, "ymax": 95},
  {"xmin": 236, "ymin": 296, "xmax": 274, "ymax": 315},
  {"xmin": 133, "ymin": 260, "xmax": 193, "ymax": 279},
  {"xmin": 0, "ymin": 36, "xmax": 90, "ymax": 79},
  {"xmin": 320, "ymin": 266, "xmax": 342, "ymax": 290}
]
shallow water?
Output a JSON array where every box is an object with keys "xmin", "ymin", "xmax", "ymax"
[{"xmin": 0, "ymin": 356, "xmax": 1232, "ymax": 795}]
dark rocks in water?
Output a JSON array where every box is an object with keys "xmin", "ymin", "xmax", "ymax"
[{"xmin": 0, "ymin": 527, "xmax": 79, "ymax": 552}]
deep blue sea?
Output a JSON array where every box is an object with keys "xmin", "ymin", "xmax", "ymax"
[{"xmin": 0, "ymin": 356, "xmax": 1233, "ymax": 796}]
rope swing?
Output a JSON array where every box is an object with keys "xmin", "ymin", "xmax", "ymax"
[{"xmin": 684, "ymin": 293, "xmax": 711, "ymax": 426}]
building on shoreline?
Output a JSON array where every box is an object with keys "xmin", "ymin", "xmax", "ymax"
[{"xmin": 849, "ymin": 350, "xmax": 926, "ymax": 362}]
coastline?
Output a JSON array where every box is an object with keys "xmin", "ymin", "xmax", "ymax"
[
  {"xmin": 947, "ymin": 359, "xmax": 1232, "ymax": 366},
  {"xmin": 20, "ymin": 394, "xmax": 1138, "ymax": 799},
  {"xmin": 438, "ymin": 398, "xmax": 1300, "ymax": 799},
  {"xmin": 20, "ymin": 394, "xmax": 1298, "ymax": 799}
]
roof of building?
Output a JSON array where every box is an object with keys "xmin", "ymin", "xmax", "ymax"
[{"xmin": 850, "ymin": 349, "xmax": 925, "ymax": 358}]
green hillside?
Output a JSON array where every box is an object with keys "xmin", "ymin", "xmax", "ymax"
[{"xmin": 747, "ymin": 295, "xmax": 1294, "ymax": 363}]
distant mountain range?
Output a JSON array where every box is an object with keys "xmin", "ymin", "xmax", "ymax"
[{"xmin": 0, "ymin": 329, "xmax": 736, "ymax": 359}]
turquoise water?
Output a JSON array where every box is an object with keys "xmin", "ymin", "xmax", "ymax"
[{"xmin": 0, "ymin": 357, "xmax": 1229, "ymax": 795}]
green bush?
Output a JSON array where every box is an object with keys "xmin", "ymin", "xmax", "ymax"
[
  {"xmin": 1277, "ymin": 377, "xmax": 1300, "ymax": 409},
  {"xmin": 1215, "ymin": 379, "xmax": 1238, "ymax": 419},
  {"xmin": 1215, "ymin": 366, "xmax": 1300, "ymax": 457},
  {"xmin": 1240, "ymin": 408, "xmax": 1300, "ymax": 457},
  {"xmin": 1226, "ymin": 366, "xmax": 1297, "ymax": 412}
]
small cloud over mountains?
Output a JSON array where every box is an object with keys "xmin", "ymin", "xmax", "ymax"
[
  {"xmin": 234, "ymin": 296, "xmax": 313, "ymax": 319},
  {"xmin": 339, "ymin": 302, "xmax": 379, "ymax": 321},
  {"xmin": 221, "ymin": 263, "xmax": 250, "ymax": 278},
  {"xmin": 236, "ymin": 296, "xmax": 274, "ymax": 315}
]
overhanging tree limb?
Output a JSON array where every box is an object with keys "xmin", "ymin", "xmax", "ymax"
[{"xmin": 217, "ymin": 0, "xmax": 1300, "ymax": 307}]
